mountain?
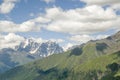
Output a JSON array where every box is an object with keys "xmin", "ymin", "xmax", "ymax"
[
  {"xmin": 16, "ymin": 39, "xmax": 63, "ymax": 57},
  {"xmin": 0, "ymin": 32, "xmax": 120, "ymax": 80},
  {"xmin": 0, "ymin": 39, "xmax": 63, "ymax": 73}
]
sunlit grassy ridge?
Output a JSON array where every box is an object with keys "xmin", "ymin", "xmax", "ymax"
[{"xmin": 0, "ymin": 47, "xmax": 120, "ymax": 80}]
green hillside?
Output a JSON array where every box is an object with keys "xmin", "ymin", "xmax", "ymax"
[
  {"xmin": 0, "ymin": 32, "xmax": 120, "ymax": 80},
  {"xmin": 0, "ymin": 49, "xmax": 120, "ymax": 80}
]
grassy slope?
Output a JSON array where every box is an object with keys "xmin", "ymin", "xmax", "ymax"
[
  {"xmin": 0, "ymin": 41, "xmax": 120, "ymax": 80},
  {"xmin": 1, "ymin": 31, "xmax": 120, "ymax": 80}
]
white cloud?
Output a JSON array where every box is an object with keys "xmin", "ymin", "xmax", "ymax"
[
  {"xmin": 0, "ymin": 16, "xmax": 50, "ymax": 32},
  {"xmin": 49, "ymin": 39, "xmax": 64, "ymax": 43},
  {"xmin": 63, "ymin": 43, "xmax": 74, "ymax": 51},
  {"xmin": 69, "ymin": 34, "xmax": 109, "ymax": 43},
  {"xmin": 0, "ymin": 33, "xmax": 64, "ymax": 49},
  {"xmin": 80, "ymin": 0, "xmax": 120, "ymax": 6},
  {"xmin": 27, "ymin": 37, "xmax": 64, "ymax": 43},
  {"xmin": 95, "ymin": 35, "xmax": 109, "ymax": 40},
  {"xmin": 0, "ymin": 33, "xmax": 25, "ymax": 49},
  {"xmin": 45, "ymin": 6, "xmax": 119, "ymax": 34},
  {"xmin": 34, "ymin": 38, "xmax": 44, "ymax": 43},
  {"xmin": 80, "ymin": 0, "xmax": 120, "ymax": 10},
  {"xmin": 0, "ymin": 6, "xmax": 119, "ymax": 34},
  {"xmin": 33, "ymin": 16, "xmax": 51, "ymax": 24},
  {"xmin": 43, "ymin": 0, "xmax": 55, "ymax": 3},
  {"xmin": 69, "ymin": 35, "xmax": 94, "ymax": 43},
  {"xmin": 0, "ymin": 0, "xmax": 18, "ymax": 14},
  {"xmin": 111, "ymin": 3, "xmax": 120, "ymax": 10}
]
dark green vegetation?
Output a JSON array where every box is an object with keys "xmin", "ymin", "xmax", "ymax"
[{"xmin": 0, "ymin": 31, "xmax": 120, "ymax": 80}]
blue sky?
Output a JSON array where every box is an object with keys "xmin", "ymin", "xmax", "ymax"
[
  {"xmin": 0, "ymin": 0, "xmax": 120, "ymax": 49},
  {"xmin": 0, "ymin": 0, "xmax": 85, "ymax": 23}
]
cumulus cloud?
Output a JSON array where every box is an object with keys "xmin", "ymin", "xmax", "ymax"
[
  {"xmin": 69, "ymin": 35, "xmax": 94, "ymax": 43},
  {"xmin": 0, "ymin": 0, "xmax": 119, "ymax": 50},
  {"xmin": 0, "ymin": 16, "xmax": 51, "ymax": 32},
  {"xmin": 0, "ymin": 33, "xmax": 64, "ymax": 49},
  {"xmin": 80, "ymin": 0, "xmax": 120, "ymax": 6},
  {"xmin": 49, "ymin": 39, "xmax": 64, "ymax": 43},
  {"xmin": 43, "ymin": 0, "xmax": 55, "ymax": 3},
  {"xmin": 28, "ymin": 37, "xmax": 64, "ymax": 43},
  {"xmin": 0, "ymin": 0, "xmax": 18, "ymax": 14},
  {"xmin": 0, "ymin": 6, "xmax": 120, "ymax": 34},
  {"xmin": 45, "ymin": 6, "xmax": 119, "ymax": 34},
  {"xmin": 0, "ymin": 20, "xmax": 37, "ymax": 32},
  {"xmin": 95, "ymin": 35, "xmax": 109, "ymax": 40},
  {"xmin": 80, "ymin": 0, "xmax": 120, "ymax": 10},
  {"xmin": 0, "ymin": 1, "xmax": 120, "ymax": 37},
  {"xmin": 0, "ymin": 33, "xmax": 25, "ymax": 49},
  {"xmin": 0, "ymin": 5, "xmax": 120, "ymax": 34},
  {"xmin": 69, "ymin": 34, "xmax": 109, "ymax": 43},
  {"xmin": 63, "ymin": 43, "xmax": 75, "ymax": 51}
]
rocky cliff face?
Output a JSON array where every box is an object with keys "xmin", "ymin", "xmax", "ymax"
[{"xmin": 15, "ymin": 39, "xmax": 63, "ymax": 57}]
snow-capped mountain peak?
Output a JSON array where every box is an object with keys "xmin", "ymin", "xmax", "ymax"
[{"xmin": 15, "ymin": 38, "xmax": 63, "ymax": 57}]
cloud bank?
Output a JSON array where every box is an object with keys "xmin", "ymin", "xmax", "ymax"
[
  {"xmin": 0, "ymin": 33, "xmax": 64, "ymax": 49},
  {"xmin": 0, "ymin": 33, "xmax": 25, "ymax": 49},
  {"xmin": 0, "ymin": 0, "xmax": 18, "ymax": 14},
  {"xmin": 69, "ymin": 34, "xmax": 109, "ymax": 43},
  {"xmin": 0, "ymin": 0, "xmax": 120, "ymax": 49},
  {"xmin": 43, "ymin": 0, "xmax": 55, "ymax": 3},
  {"xmin": 0, "ymin": 5, "xmax": 119, "ymax": 34}
]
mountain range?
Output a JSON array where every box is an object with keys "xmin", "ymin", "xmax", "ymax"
[
  {"xmin": 0, "ymin": 39, "xmax": 63, "ymax": 73},
  {"xmin": 0, "ymin": 31, "xmax": 120, "ymax": 80}
]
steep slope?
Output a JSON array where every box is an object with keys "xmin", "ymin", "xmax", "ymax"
[
  {"xmin": 0, "ymin": 50, "xmax": 120, "ymax": 80},
  {"xmin": 1, "ymin": 31, "xmax": 120, "ymax": 80},
  {"xmin": 0, "ymin": 39, "xmax": 63, "ymax": 73}
]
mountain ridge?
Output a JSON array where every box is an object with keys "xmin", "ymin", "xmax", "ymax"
[
  {"xmin": 0, "ymin": 39, "xmax": 63, "ymax": 73},
  {"xmin": 0, "ymin": 31, "xmax": 120, "ymax": 80}
]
